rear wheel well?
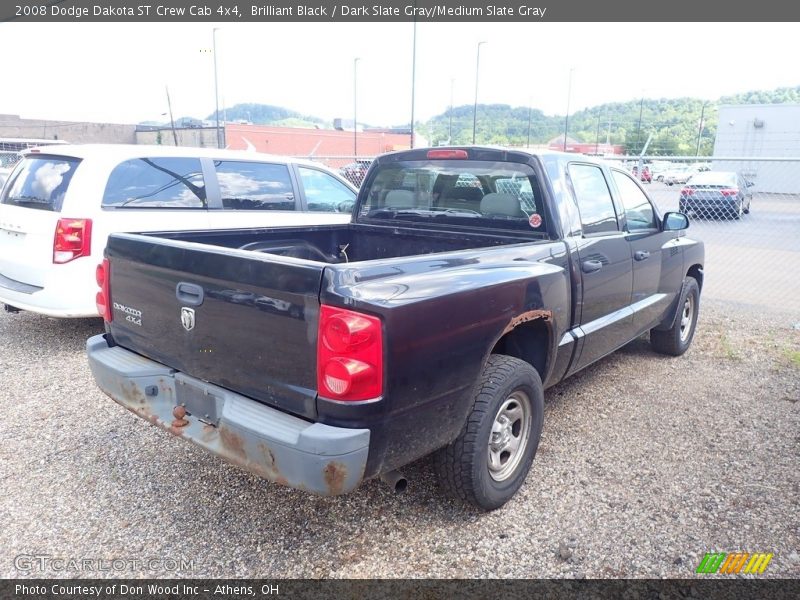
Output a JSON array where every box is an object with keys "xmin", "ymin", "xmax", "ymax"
[
  {"xmin": 490, "ymin": 320, "xmax": 549, "ymax": 383},
  {"xmin": 687, "ymin": 264, "xmax": 703, "ymax": 291}
]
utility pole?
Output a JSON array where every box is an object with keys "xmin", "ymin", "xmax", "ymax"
[
  {"xmin": 165, "ymin": 86, "xmax": 179, "ymax": 146},
  {"xmin": 472, "ymin": 41, "xmax": 487, "ymax": 145},
  {"xmin": 526, "ymin": 101, "xmax": 533, "ymax": 149},
  {"xmin": 410, "ymin": 17, "xmax": 417, "ymax": 149},
  {"xmin": 448, "ymin": 78, "xmax": 454, "ymax": 144},
  {"xmin": 212, "ymin": 28, "xmax": 222, "ymax": 149},
  {"xmin": 563, "ymin": 68, "xmax": 574, "ymax": 151},
  {"xmin": 353, "ymin": 57, "xmax": 360, "ymax": 156},
  {"xmin": 635, "ymin": 94, "xmax": 644, "ymax": 152},
  {"xmin": 695, "ymin": 102, "xmax": 707, "ymax": 156}
]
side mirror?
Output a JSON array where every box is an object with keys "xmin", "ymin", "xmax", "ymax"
[
  {"xmin": 662, "ymin": 211, "xmax": 689, "ymax": 231},
  {"xmin": 746, "ymin": 180, "xmax": 755, "ymax": 188}
]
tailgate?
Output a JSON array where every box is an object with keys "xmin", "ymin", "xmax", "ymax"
[
  {"xmin": 0, "ymin": 205, "xmax": 60, "ymax": 286},
  {"xmin": 106, "ymin": 233, "xmax": 325, "ymax": 419}
]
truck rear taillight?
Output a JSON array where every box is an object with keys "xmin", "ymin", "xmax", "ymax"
[
  {"xmin": 95, "ymin": 259, "xmax": 112, "ymax": 322},
  {"xmin": 720, "ymin": 188, "xmax": 739, "ymax": 196},
  {"xmin": 317, "ymin": 305, "xmax": 382, "ymax": 401},
  {"xmin": 680, "ymin": 188, "xmax": 694, "ymax": 196},
  {"xmin": 53, "ymin": 218, "xmax": 92, "ymax": 264}
]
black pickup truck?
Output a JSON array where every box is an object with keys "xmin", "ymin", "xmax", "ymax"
[{"xmin": 87, "ymin": 147, "xmax": 704, "ymax": 510}]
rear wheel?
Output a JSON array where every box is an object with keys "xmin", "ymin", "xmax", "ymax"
[
  {"xmin": 651, "ymin": 277, "xmax": 700, "ymax": 356},
  {"xmin": 433, "ymin": 355, "xmax": 544, "ymax": 511}
]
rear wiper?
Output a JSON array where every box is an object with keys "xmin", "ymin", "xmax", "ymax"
[{"xmin": 9, "ymin": 195, "xmax": 47, "ymax": 204}]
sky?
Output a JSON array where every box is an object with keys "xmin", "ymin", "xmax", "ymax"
[{"xmin": 1, "ymin": 22, "xmax": 799, "ymax": 127}]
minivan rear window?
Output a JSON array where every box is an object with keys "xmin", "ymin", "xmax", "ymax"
[
  {"xmin": 102, "ymin": 157, "xmax": 206, "ymax": 208},
  {"xmin": 1, "ymin": 155, "xmax": 81, "ymax": 212}
]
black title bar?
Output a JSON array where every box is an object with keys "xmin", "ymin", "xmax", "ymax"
[{"xmin": 2, "ymin": 0, "xmax": 800, "ymax": 22}]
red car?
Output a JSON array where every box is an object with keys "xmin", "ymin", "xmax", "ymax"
[{"xmin": 632, "ymin": 165, "xmax": 652, "ymax": 184}]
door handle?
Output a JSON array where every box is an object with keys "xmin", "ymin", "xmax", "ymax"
[
  {"xmin": 176, "ymin": 282, "xmax": 204, "ymax": 306},
  {"xmin": 634, "ymin": 250, "xmax": 650, "ymax": 261},
  {"xmin": 581, "ymin": 260, "xmax": 603, "ymax": 274}
]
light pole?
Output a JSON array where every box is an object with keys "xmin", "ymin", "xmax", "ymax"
[
  {"xmin": 526, "ymin": 100, "xmax": 533, "ymax": 149},
  {"xmin": 563, "ymin": 68, "xmax": 574, "ymax": 151},
  {"xmin": 212, "ymin": 27, "xmax": 222, "ymax": 149},
  {"xmin": 449, "ymin": 78, "xmax": 454, "ymax": 144},
  {"xmin": 635, "ymin": 93, "xmax": 645, "ymax": 152},
  {"xmin": 353, "ymin": 57, "xmax": 361, "ymax": 156},
  {"xmin": 410, "ymin": 18, "xmax": 417, "ymax": 149},
  {"xmin": 472, "ymin": 41, "xmax": 487, "ymax": 145},
  {"xmin": 696, "ymin": 102, "xmax": 707, "ymax": 156}
]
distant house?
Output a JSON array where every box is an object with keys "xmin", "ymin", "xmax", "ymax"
[
  {"xmin": 547, "ymin": 135, "xmax": 624, "ymax": 155},
  {"xmin": 224, "ymin": 123, "xmax": 411, "ymax": 157},
  {"xmin": 712, "ymin": 104, "xmax": 800, "ymax": 193}
]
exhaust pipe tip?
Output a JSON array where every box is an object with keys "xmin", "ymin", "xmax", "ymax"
[{"xmin": 380, "ymin": 470, "xmax": 407, "ymax": 493}]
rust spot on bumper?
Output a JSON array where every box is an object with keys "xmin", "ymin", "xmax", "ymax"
[
  {"xmin": 219, "ymin": 426, "xmax": 246, "ymax": 460},
  {"xmin": 323, "ymin": 461, "xmax": 347, "ymax": 495}
]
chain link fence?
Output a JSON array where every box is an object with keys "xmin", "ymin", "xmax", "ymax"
[{"xmin": 299, "ymin": 153, "xmax": 799, "ymax": 315}]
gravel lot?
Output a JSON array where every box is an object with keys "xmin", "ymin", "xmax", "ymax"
[{"xmin": 0, "ymin": 299, "xmax": 797, "ymax": 579}]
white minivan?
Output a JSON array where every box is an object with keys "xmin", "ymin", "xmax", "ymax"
[{"xmin": 0, "ymin": 144, "xmax": 357, "ymax": 318}]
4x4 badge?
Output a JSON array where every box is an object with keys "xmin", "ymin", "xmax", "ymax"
[{"xmin": 181, "ymin": 307, "xmax": 195, "ymax": 331}]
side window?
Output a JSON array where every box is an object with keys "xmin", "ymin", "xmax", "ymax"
[
  {"xmin": 569, "ymin": 164, "xmax": 619, "ymax": 235},
  {"xmin": 215, "ymin": 161, "xmax": 295, "ymax": 211},
  {"xmin": 102, "ymin": 157, "xmax": 206, "ymax": 208},
  {"xmin": 298, "ymin": 167, "xmax": 356, "ymax": 212},
  {"xmin": 611, "ymin": 170, "xmax": 657, "ymax": 231}
]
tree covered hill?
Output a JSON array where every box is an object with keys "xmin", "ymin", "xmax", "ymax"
[
  {"xmin": 421, "ymin": 85, "xmax": 800, "ymax": 155},
  {"xmin": 190, "ymin": 86, "xmax": 800, "ymax": 156}
]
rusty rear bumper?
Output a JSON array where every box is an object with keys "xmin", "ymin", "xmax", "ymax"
[{"xmin": 87, "ymin": 335, "xmax": 369, "ymax": 495}]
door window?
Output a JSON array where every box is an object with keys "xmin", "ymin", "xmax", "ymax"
[
  {"xmin": 611, "ymin": 170, "xmax": 657, "ymax": 231},
  {"xmin": 569, "ymin": 164, "xmax": 619, "ymax": 235},
  {"xmin": 103, "ymin": 157, "xmax": 206, "ymax": 208},
  {"xmin": 298, "ymin": 167, "xmax": 356, "ymax": 212},
  {"xmin": 215, "ymin": 161, "xmax": 295, "ymax": 211}
]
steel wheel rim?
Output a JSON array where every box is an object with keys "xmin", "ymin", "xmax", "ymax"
[
  {"xmin": 679, "ymin": 293, "xmax": 695, "ymax": 343},
  {"xmin": 488, "ymin": 391, "xmax": 532, "ymax": 482}
]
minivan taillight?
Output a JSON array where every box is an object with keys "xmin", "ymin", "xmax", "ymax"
[
  {"xmin": 53, "ymin": 218, "xmax": 92, "ymax": 264},
  {"xmin": 317, "ymin": 305, "xmax": 383, "ymax": 401},
  {"xmin": 96, "ymin": 259, "xmax": 112, "ymax": 322}
]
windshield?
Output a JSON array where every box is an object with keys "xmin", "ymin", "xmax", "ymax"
[
  {"xmin": 0, "ymin": 155, "xmax": 81, "ymax": 212},
  {"xmin": 359, "ymin": 160, "xmax": 549, "ymax": 235}
]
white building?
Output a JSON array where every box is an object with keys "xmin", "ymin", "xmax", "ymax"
[{"xmin": 712, "ymin": 104, "xmax": 800, "ymax": 194}]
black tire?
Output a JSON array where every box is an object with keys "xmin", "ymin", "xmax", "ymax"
[
  {"xmin": 650, "ymin": 277, "xmax": 700, "ymax": 356},
  {"xmin": 433, "ymin": 354, "xmax": 544, "ymax": 511}
]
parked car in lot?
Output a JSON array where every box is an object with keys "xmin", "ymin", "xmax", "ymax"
[
  {"xmin": 632, "ymin": 165, "xmax": 652, "ymax": 183},
  {"xmin": 339, "ymin": 159, "xmax": 372, "ymax": 186},
  {"xmin": 88, "ymin": 146, "xmax": 703, "ymax": 510},
  {"xmin": 0, "ymin": 144, "xmax": 356, "ymax": 318},
  {"xmin": 679, "ymin": 171, "xmax": 753, "ymax": 219}
]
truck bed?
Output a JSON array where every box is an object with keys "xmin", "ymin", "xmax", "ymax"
[{"xmin": 147, "ymin": 222, "xmax": 545, "ymax": 263}]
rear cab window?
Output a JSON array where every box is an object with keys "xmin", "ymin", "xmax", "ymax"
[
  {"xmin": 1, "ymin": 155, "xmax": 81, "ymax": 212},
  {"xmin": 102, "ymin": 157, "xmax": 206, "ymax": 208},
  {"xmin": 358, "ymin": 160, "xmax": 549, "ymax": 235}
]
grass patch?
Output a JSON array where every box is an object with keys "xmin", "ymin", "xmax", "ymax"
[{"xmin": 783, "ymin": 348, "xmax": 800, "ymax": 369}]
